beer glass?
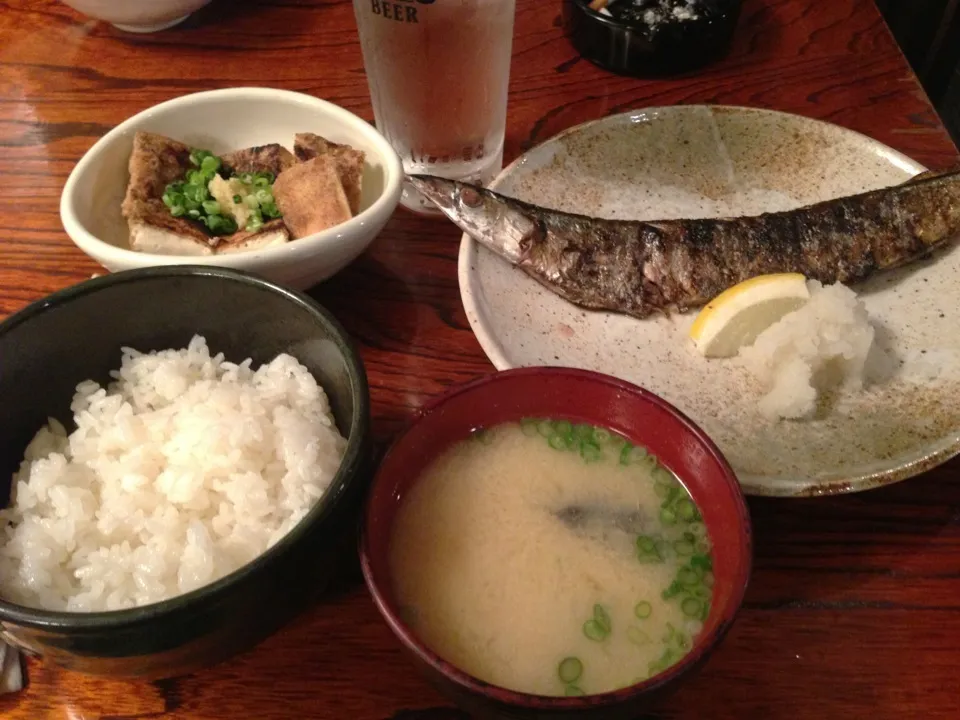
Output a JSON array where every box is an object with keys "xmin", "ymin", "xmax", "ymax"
[{"xmin": 351, "ymin": 0, "xmax": 516, "ymax": 214}]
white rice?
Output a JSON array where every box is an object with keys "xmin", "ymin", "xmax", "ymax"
[
  {"xmin": 0, "ymin": 336, "xmax": 347, "ymax": 612},
  {"xmin": 739, "ymin": 281, "xmax": 875, "ymax": 420}
]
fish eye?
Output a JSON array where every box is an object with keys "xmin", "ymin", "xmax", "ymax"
[{"xmin": 460, "ymin": 187, "xmax": 483, "ymax": 209}]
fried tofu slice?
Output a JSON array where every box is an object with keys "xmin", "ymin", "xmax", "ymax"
[
  {"xmin": 273, "ymin": 155, "xmax": 352, "ymax": 239},
  {"xmin": 122, "ymin": 131, "xmax": 293, "ymax": 256},
  {"xmin": 122, "ymin": 132, "xmax": 216, "ymax": 255},
  {"xmin": 221, "ymin": 144, "xmax": 296, "ymax": 177},
  {"xmin": 294, "ymin": 133, "xmax": 366, "ymax": 215},
  {"xmin": 128, "ymin": 205, "xmax": 214, "ymax": 255},
  {"xmin": 293, "ymin": 133, "xmax": 344, "ymax": 161},
  {"xmin": 122, "ymin": 131, "xmax": 192, "ymax": 210}
]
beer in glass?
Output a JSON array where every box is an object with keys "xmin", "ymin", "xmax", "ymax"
[{"xmin": 352, "ymin": 0, "xmax": 516, "ymax": 213}]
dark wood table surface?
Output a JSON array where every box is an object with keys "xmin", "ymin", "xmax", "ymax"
[{"xmin": 1, "ymin": 0, "xmax": 959, "ymax": 717}]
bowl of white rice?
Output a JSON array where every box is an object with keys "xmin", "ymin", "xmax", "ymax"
[{"xmin": 0, "ymin": 266, "xmax": 371, "ymax": 678}]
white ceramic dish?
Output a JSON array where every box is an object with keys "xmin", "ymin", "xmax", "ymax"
[
  {"xmin": 61, "ymin": 88, "xmax": 403, "ymax": 290},
  {"xmin": 459, "ymin": 105, "xmax": 960, "ymax": 497},
  {"xmin": 59, "ymin": 0, "xmax": 211, "ymax": 32}
]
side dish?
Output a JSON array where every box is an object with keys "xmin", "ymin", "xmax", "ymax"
[
  {"xmin": 738, "ymin": 281, "xmax": 874, "ymax": 420},
  {"xmin": 121, "ymin": 131, "xmax": 366, "ymax": 256},
  {"xmin": 687, "ymin": 274, "xmax": 875, "ymax": 420},
  {"xmin": 389, "ymin": 420, "xmax": 712, "ymax": 696},
  {"xmin": 0, "ymin": 336, "xmax": 347, "ymax": 612}
]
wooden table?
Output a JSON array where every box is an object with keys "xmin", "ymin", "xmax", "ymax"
[{"xmin": 1, "ymin": 0, "xmax": 958, "ymax": 717}]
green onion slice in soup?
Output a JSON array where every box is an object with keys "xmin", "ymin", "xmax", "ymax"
[{"xmin": 558, "ymin": 657, "xmax": 583, "ymax": 683}]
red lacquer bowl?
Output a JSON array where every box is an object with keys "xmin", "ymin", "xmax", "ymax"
[{"xmin": 360, "ymin": 368, "xmax": 752, "ymax": 719}]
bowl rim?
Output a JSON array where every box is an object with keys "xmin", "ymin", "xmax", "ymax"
[
  {"xmin": 566, "ymin": 0, "xmax": 643, "ymax": 31},
  {"xmin": 360, "ymin": 366, "xmax": 752, "ymax": 709},
  {"xmin": 59, "ymin": 86, "xmax": 404, "ymax": 268},
  {"xmin": 565, "ymin": 0, "xmax": 741, "ymax": 31},
  {"xmin": 0, "ymin": 265, "xmax": 370, "ymax": 629}
]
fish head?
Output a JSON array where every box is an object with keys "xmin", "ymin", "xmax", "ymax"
[{"xmin": 408, "ymin": 174, "xmax": 539, "ymax": 264}]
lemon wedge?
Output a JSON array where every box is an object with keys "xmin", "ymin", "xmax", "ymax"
[{"xmin": 689, "ymin": 273, "xmax": 811, "ymax": 358}]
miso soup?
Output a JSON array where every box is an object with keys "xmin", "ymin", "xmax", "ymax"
[{"xmin": 389, "ymin": 420, "xmax": 714, "ymax": 697}]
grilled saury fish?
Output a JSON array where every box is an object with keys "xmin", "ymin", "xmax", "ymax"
[{"xmin": 409, "ymin": 171, "xmax": 960, "ymax": 318}]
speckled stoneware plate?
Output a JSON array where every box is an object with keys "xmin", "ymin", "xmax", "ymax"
[{"xmin": 458, "ymin": 105, "xmax": 960, "ymax": 498}]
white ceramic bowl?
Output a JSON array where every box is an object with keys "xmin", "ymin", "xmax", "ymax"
[
  {"xmin": 59, "ymin": 0, "xmax": 212, "ymax": 32},
  {"xmin": 61, "ymin": 88, "xmax": 403, "ymax": 290}
]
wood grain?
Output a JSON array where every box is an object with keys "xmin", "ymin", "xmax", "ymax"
[{"xmin": 0, "ymin": 0, "xmax": 958, "ymax": 717}]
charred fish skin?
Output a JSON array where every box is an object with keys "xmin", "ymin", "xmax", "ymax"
[
  {"xmin": 410, "ymin": 175, "xmax": 654, "ymax": 316},
  {"xmin": 523, "ymin": 212, "xmax": 652, "ymax": 317},
  {"xmin": 409, "ymin": 171, "xmax": 960, "ymax": 319}
]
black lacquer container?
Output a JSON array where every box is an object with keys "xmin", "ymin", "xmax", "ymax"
[{"xmin": 563, "ymin": 0, "xmax": 742, "ymax": 77}]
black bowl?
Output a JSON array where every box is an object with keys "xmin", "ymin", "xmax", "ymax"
[
  {"xmin": 563, "ymin": 0, "xmax": 742, "ymax": 77},
  {"xmin": 0, "ymin": 266, "xmax": 372, "ymax": 678}
]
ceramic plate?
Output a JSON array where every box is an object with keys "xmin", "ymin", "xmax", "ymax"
[{"xmin": 459, "ymin": 105, "xmax": 960, "ymax": 497}]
